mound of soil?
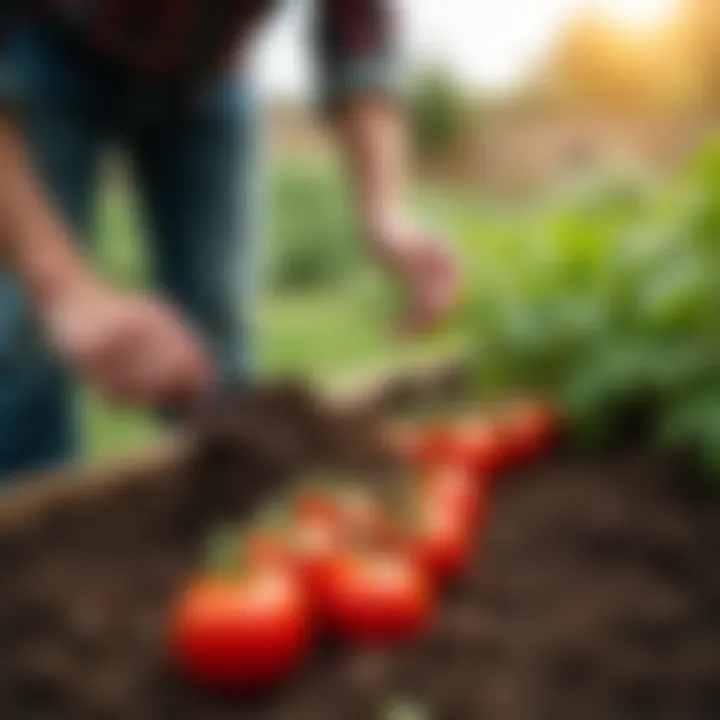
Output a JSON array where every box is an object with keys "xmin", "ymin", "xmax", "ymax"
[{"xmin": 0, "ymin": 382, "xmax": 718, "ymax": 719}]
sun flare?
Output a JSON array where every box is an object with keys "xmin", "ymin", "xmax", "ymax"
[{"xmin": 591, "ymin": 0, "xmax": 677, "ymax": 29}]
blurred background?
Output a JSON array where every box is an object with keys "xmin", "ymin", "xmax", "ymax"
[{"xmin": 89, "ymin": 0, "xmax": 720, "ymax": 470}]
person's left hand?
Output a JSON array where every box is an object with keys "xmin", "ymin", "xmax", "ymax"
[{"xmin": 368, "ymin": 214, "xmax": 462, "ymax": 335}]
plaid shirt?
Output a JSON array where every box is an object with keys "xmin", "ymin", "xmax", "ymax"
[{"xmin": 1, "ymin": 0, "xmax": 398, "ymax": 109}]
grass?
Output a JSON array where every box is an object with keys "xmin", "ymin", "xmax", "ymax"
[{"xmin": 259, "ymin": 285, "xmax": 461, "ymax": 381}]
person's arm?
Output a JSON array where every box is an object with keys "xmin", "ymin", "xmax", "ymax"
[
  {"xmin": 0, "ymin": 1, "xmax": 86, "ymax": 298},
  {"xmin": 0, "ymin": 117, "xmax": 92, "ymax": 301},
  {"xmin": 0, "ymin": 116, "xmax": 213, "ymax": 408},
  {"xmin": 336, "ymin": 99, "xmax": 459, "ymax": 333},
  {"xmin": 0, "ymin": 4, "xmax": 211, "ymax": 410},
  {"xmin": 315, "ymin": 0, "xmax": 460, "ymax": 333}
]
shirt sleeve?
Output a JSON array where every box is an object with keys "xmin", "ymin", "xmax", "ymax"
[
  {"xmin": 314, "ymin": 0, "xmax": 401, "ymax": 113},
  {"xmin": 0, "ymin": 1, "xmax": 24, "ymax": 111}
]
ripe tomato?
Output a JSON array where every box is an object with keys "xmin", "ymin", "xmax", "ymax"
[
  {"xmin": 501, "ymin": 400, "xmax": 560, "ymax": 462},
  {"xmin": 289, "ymin": 488, "xmax": 403, "ymax": 605},
  {"xmin": 385, "ymin": 421, "xmax": 451, "ymax": 466},
  {"xmin": 295, "ymin": 492, "xmax": 342, "ymax": 525},
  {"xmin": 289, "ymin": 494, "xmax": 346, "ymax": 602},
  {"xmin": 318, "ymin": 552, "xmax": 434, "ymax": 645},
  {"xmin": 420, "ymin": 465, "xmax": 487, "ymax": 526},
  {"xmin": 169, "ymin": 568, "xmax": 311, "ymax": 692},
  {"xmin": 410, "ymin": 495, "xmax": 477, "ymax": 583},
  {"xmin": 452, "ymin": 418, "xmax": 513, "ymax": 475},
  {"xmin": 392, "ymin": 416, "xmax": 510, "ymax": 476},
  {"xmin": 337, "ymin": 487, "xmax": 398, "ymax": 546},
  {"xmin": 413, "ymin": 423, "xmax": 457, "ymax": 466},
  {"xmin": 246, "ymin": 529, "xmax": 296, "ymax": 570}
]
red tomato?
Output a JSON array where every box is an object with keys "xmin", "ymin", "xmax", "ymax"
[
  {"xmin": 414, "ymin": 424, "xmax": 457, "ymax": 466},
  {"xmin": 393, "ymin": 417, "xmax": 509, "ymax": 476},
  {"xmin": 246, "ymin": 530, "xmax": 296, "ymax": 570},
  {"xmin": 410, "ymin": 495, "xmax": 477, "ymax": 583},
  {"xmin": 295, "ymin": 492, "xmax": 342, "ymax": 525},
  {"xmin": 455, "ymin": 419, "xmax": 513, "ymax": 474},
  {"xmin": 421, "ymin": 465, "xmax": 487, "ymax": 526},
  {"xmin": 502, "ymin": 400, "xmax": 560, "ymax": 462},
  {"xmin": 289, "ymin": 495, "xmax": 346, "ymax": 602},
  {"xmin": 385, "ymin": 421, "xmax": 450, "ymax": 466},
  {"xmin": 169, "ymin": 569, "xmax": 311, "ymax": 692},
  {"xmin": 318, "ymin": 552, "xmax": 434, "ymax": 645},
  {"xmin": 289, "ymin": 489, "xmax": 404, "ymax": 604},
  {"xmin": 338, "ymin": 487, "xmax": 399, "ymax": 546}
]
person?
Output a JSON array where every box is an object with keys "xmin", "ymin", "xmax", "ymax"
[{"xmin": 0, "ymin": 1, "xmax": 459, "ymax": 476}]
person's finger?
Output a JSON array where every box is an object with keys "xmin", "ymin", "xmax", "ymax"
[
  {"xmin": 417, "ymin": 243, "xmax": 462, "ymax": 322},
  {"xmin": 86, "ymin": 315, "xmax": 176, "ymax": 406},
  {"xmin": 137, "ymin": 312, "xmax": 215, "ymax": 409},
  {"xmin": 88, "ymin": 349, "xmax": 152, "ymax": 407}
]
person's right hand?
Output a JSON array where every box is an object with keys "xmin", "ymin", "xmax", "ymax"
[{"xmin": 39, "ymin": 276, "xmax": 214, "ymax": 410}]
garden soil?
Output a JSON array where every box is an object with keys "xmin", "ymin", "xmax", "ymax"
[{"xmin": 0, "ymin": 384, "xmax": 718, "ymax": 720}]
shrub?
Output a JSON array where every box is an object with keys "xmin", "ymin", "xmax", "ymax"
[
  {"xmin": 458, "ymin": 144, "xmax": 720, "ymax": 473},
  {"xmin": 267, "ymin": 161, "xmax": 362, "ymax": 292},
  {"xmin": 408, "ymin": 68, "xmax": 470, "ymax": 166}
]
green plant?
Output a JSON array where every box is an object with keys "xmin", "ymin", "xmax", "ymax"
[
  {"xmin": 459, "ymin": 144, "xmax": 720, "ymax": 474},
  {"xmin": 267, "ymin": 161, "xmax": 361, "ymax": 291},
  {"xmin": 408, "ymin": 68, "xmax": 470, "ymax": 166}
]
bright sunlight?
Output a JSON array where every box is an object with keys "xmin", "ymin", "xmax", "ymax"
[{"xmin": 591, "ymin": 0, "xmax": 678, "ymax": 29}]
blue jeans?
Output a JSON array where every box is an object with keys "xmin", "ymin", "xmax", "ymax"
[{"xmin": 0, "ymin": 27, "xmax": 261, "ymax": 477}]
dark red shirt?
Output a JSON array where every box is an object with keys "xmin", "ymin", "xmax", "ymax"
[{"xmin": 1, "ymin": 0, "xmax": 398, "ymax": 106}]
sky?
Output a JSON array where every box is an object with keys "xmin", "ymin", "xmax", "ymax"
[{"xmin": 254, "ymin": 0, "xmax": 678, "ymax": 99}]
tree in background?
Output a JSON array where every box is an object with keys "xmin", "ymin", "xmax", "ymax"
[{"xmin": 407, "ymin": 68, "xmax": 471, "ymax": 170}]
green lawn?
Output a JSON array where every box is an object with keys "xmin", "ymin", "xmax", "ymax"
[{"xmin": 259, "ymin": 286, "xmax": 460, "ymax": 380}]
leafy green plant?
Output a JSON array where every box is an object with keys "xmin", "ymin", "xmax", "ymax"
[
  {"xmin": 408, "ymin": 68, "xmax": 470, "ymax": 166},
  {"xmin": 459, "ymin": 143, "xmax": 720, "ymax": 473},
  {"xmin": 267, "ymin": 161, "xmax": 361, "ymax": 291}
]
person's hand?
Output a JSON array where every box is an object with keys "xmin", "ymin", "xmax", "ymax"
[
  {"xmin": 369, "ymin": 214, "xmax": 461, "ymax": 335},
  {"xmin": 39, "ymin": 276, "xmax": 214, "ymax": 410}
]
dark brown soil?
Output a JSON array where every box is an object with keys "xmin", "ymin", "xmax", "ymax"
[{"xmin": 0, "ymin": 382, "xmax": 718, "ymax": 720}]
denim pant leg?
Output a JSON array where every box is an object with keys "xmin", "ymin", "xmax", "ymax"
[
  {"xmin": 132, "ymin": 76, "xmax": 262, "ymax": 391},
  {"xmin": 0, "ymin": 31, "xmax": 105, "ymax": 477}
]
